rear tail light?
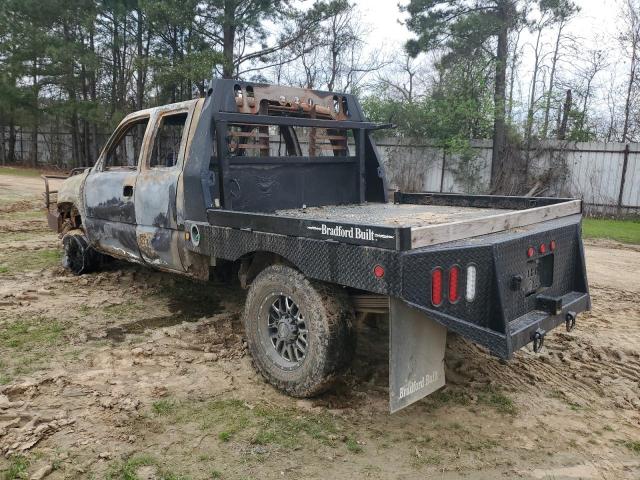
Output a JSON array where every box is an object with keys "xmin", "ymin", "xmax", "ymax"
[
  {"xmin": 431, "ymin": 268, "xmax": 443, "ymax": 306},
  {"xmin": 466, "ymin": 265, "xmax": 477, "ymax": 302},
  {"xmin": 539, "ymin": 243, "xmax": 547, "ymax": 254},
  {"xmin": 527, "ymin": 246, "xmax": 535, "ymax": 258},
  {"xmin": 448, "ymin": 266, "xmax": 459, "ymax": 303},
  {"xmin": 373, "ymin": 264, "xmax": 385, "ymax": 278},
  {"xmin": 550, "ymin": 240, "xmax": 556, "ymax": 251}
]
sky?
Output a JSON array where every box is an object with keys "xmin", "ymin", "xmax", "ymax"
[
  {"xmin": 353, "ymin": 0, "xmax": 621, "ymax": 51},
  {"xmin": 349, "ymin": 0, "xmax": 629, "ymax": 128}
]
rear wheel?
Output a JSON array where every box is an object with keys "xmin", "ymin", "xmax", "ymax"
[
  {"xmin": 61, "ymin": 230, "xmax": 102, "ymax": 275},
  {"xmin": 243, "ymin": 264, "xmax": 355, "ymax": 397}
]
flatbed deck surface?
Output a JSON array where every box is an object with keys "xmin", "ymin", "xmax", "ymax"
[{"xmin": 277, "ymin": 203, "xmax": 515, "ymax": 228}]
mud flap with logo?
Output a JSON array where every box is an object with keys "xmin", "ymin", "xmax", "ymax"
[{"xmin": 389, "ymin": 297, "xmax": 447, "ymax": 413}]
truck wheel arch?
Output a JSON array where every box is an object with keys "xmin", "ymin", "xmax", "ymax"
[
  {"xmin": 236, "ymin": 250, "xmax": 302, "ymax": 289},
  {"xmin": 57, "ymin": 202, "xmax": 82, "ymax": 234}
]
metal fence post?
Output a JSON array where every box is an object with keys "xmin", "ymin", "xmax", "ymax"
[
  {"xmin": 617, "ymin": 143, "xmax": 630, "ymax": 215},
  {"xmin": 439, "ymin": 149, "xmax": 446, "ymax": 192}
]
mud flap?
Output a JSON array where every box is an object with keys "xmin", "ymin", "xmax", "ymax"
[{"xmin": 389, "ymin": 297, "xmax": 447, "ymax": 413}]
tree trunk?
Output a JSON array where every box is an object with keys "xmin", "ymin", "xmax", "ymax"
[
  {"xmin": 89, "ymin": 26, "xmax": 99, "ymax": 163},
  {"xmin": 111, "ymin": 12, "xmax": 118, "ymax": 118},
  {"xmin": 0, "ymin": 123, "xmax": 5, "ymax": 166},
  {"xmin": 524, "ymin": 27, "xmax": 543, "ymax": 169},
  {"xmin": 490, "ymin": 1, "xmax": 509, "ymax": 193},
  {"xmin": 222, "ymin": 0, "xmax": 236, "ymax": 78},
  {"xmin": 622, "ymin": 33, "xmax": 637, "ymax": 142},
  {"xmin": 31, "ymin": 59, "xmax": 39, "ymax": 168},
  {"xmin": 558, "ymin": 89, "xmax": 572, "ymax": 140},
  {"xmin": 542, "ymin": 21, "xmax": 564, "ymax": 138},
  {"xmin": 8, "ymin": 121, "xmax": 16, "ymax": 163},
  {"xmin": 136, "ymin": 8, "xmax": 145, "ymax": 111},
  {"xmin": 507, "ymin": 29, "xmax": 521, "ymax": 121}
]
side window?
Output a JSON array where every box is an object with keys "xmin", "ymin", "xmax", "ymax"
[
  {"xmin": 149, "ymin": 112, "xmax": 188, "ymax": 168},
  {"xmin": 104, "ymin": 118, "xmax": 149, "ymax": 170}
]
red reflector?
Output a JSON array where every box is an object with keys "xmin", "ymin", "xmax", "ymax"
[
  {"xmin": 449, "ymin": 266, "xmax": 459, "ymax": 303},
  {"xmin": 373, "ymin": 264, "xmax": 385, "ymax": 278},
  {"xmin": 431, "ymin": 268, "xmax": 443, "ymax": 306},
  {"xmin": 539, "ymin": 243, "xmax": 547, "ymax": 254},
  {"xmin": 527, "ymin": 247, "xmax": 535, "ymax": 258},
  {"xmin": 550, "ymin": 240, "xmax": 556, "ymax": 251}
]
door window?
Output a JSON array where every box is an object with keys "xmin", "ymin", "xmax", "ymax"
[
  {"xmin": 149, "ymin": 112, "xmax": 188, "ymax": 168},
  {"xmin": 104, "ymin": 118, "xmax": 149, "ymax": 170}
]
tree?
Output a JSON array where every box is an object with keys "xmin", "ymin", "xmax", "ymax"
[
  {"xmin": 539, "ymin": 0, "xmax": 579, "ymax": 138},
  {"xmin": 269, "ymin": 1, "xmax": 385, "ymax": 92},
  {"xmin": 198, "ymin": 0, "xmax": 328, "ymax": 79},
  {"xmin": 620, "ymin": 0, "xmax": 640, "ymax": 142},
  {"xmin": 376, "ymin": 53, "xmax": 429, "ymax": 103},
  {"xmin": 403, "ymin": 0, "xmax": 527, "ymax": 193}
]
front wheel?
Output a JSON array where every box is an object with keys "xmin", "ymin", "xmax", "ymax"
[
  {"xmin": 243, "ymin": 264, "xmax": 355, "ymax": 397},
  {"xmin": 61, "ymin": 230, "xmax": 102, "ymax": 275}
]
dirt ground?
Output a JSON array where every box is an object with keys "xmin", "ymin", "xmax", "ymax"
[{"xmin": 0, "ymin": 172, "xmax": 639, "ymax": 480}]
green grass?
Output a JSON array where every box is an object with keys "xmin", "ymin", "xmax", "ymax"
[
  {"xmin": 2, "ymin": 455, "xmax": 29, "ymax": 480},
  {"xmin": 625, "ymin": 440, "xmax": 640, "ymax": 454},
  {"xmin": 152, "ymin": 399, "xmax": 177, "ymax": 416},
  {"xmin": 0, "ymin": 209, "xmax": 46, "ymax": 222},
  {"xmin": 345, "ymin": 437, "xmax": 363, "ymax": 453},
  {"xmin": 0, "ymin": 317, "xmax": 66, "ymax": 351},
  {"xmin": 477, "ymin": 387, "xmax": 517, "ymax": 415},
  {"xmin": 149, "ymin": 399, "xmax": 340, "ymax": 450},
  {"xmin": 107, "ymin": 455, "xmax": 156, "ymax": 480},
  {"xmin": 106, "ymin": 455, "xmax": 191, "ymax": 480},
  {"xmin": 583, "ymin": 218, "xmax": 640, "ymax": 244},
  {"xmin": 0, "ymin": 166, "xmax": 43, "ymax": 178},
  {"xmin": 0, "ymin": 248, "xmax": 61, "ymax": 274},
  {"xmin": 0, "ymin": 230, "xmax": 53, "ymax": 244}
]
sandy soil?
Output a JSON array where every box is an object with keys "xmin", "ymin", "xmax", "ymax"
[{"xmin": 0, "ymin": 172, "xmax": 639, "ymax": 480}]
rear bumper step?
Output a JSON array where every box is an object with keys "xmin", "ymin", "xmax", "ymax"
[{"xmin": 508, "ymin": 291, "xmax": 590, "ymax": 352}]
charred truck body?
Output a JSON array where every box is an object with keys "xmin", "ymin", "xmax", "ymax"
[{"xmin": 44, "ymin": 80, "xmax": 590, "ymax": 412}]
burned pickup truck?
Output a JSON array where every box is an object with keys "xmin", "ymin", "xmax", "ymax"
[{"xmin": 43, "ymin": 80, "xmax": 590, "ymax": 412}]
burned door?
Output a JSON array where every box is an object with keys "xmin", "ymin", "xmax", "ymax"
[
  {"xmin": 84, "ymin": 116, "xmax": 150, "ymax": 261},
  {"xmin": 134, "ymin": 107, "xmax": 193, "ymax": 271}
]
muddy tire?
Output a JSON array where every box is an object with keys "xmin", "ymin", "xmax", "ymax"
[
  {"xmin": 61, "ymin": 230, "xmax": 102, "ymax": 275},
  {"xmin": 243, "ymin": 264, "xmax": 355, "ymax": 397}
]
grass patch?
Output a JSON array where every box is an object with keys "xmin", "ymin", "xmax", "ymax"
[
  {"xmin": 1, "ymin": 209, "xmax": 46, "ymax": 221},
  {"xmin": 152, "ymin": 399, "xmax": 176, "ymax": 416},
  {"xmin": 625, "ymin": 440, "xmax": 640, "ymax": 454},
  {"xmin": 153, "ymin": 399, "xmax": 339, "ymax": 450},
  {"xmin": 2, "ymin": 455, "xmax": 29, "ymax": 480},
  {"xmin": 0, "ymin": 230, "xmax": 54, "ymax": 244},
  {"xmin": 410, "ymin": 449, "xmax": 441, "ymax": 468},
  {"xmin": 583, "ymin": 218, "xmax": 640, "ymax": 245},
  {"xmin": 477, "ymin": 387, "xmax": 517, "ymax": 415},
  {"xmin": 0, "ymin": 317, "xmax": 66, "ymax": 351},
  {"xmin": 106, "ymin": 455, "xmax": 190, "ymax": 480},
  {"xmin": 345, "ymin": 438, "xmax": 363, "ymax": 454},
  {"xmin": 0, "ymin": 317, "xmax": 67, "ymax": 382},
  {"xmin": 0, "ymin": 248, "xmax": 61, "ymax": 274},
  {"xmin": 103, "ymin": 301, "xmax": 140, "ymax": 318},
  {"xmin": 423, "ymin": 388, "xmax": 471, "ymax": 409},
  {"xmin": 0, "ymin": 167, "xmax": 43, "ymax": 178},
  {"xmin": 107, "ymin": 455, "xmax": 156, "ymax": 480}
]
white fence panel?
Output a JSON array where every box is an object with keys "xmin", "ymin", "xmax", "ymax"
[{"xmin": 622, "ymin": 145, "xmax": 640, "ymax": 207}]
